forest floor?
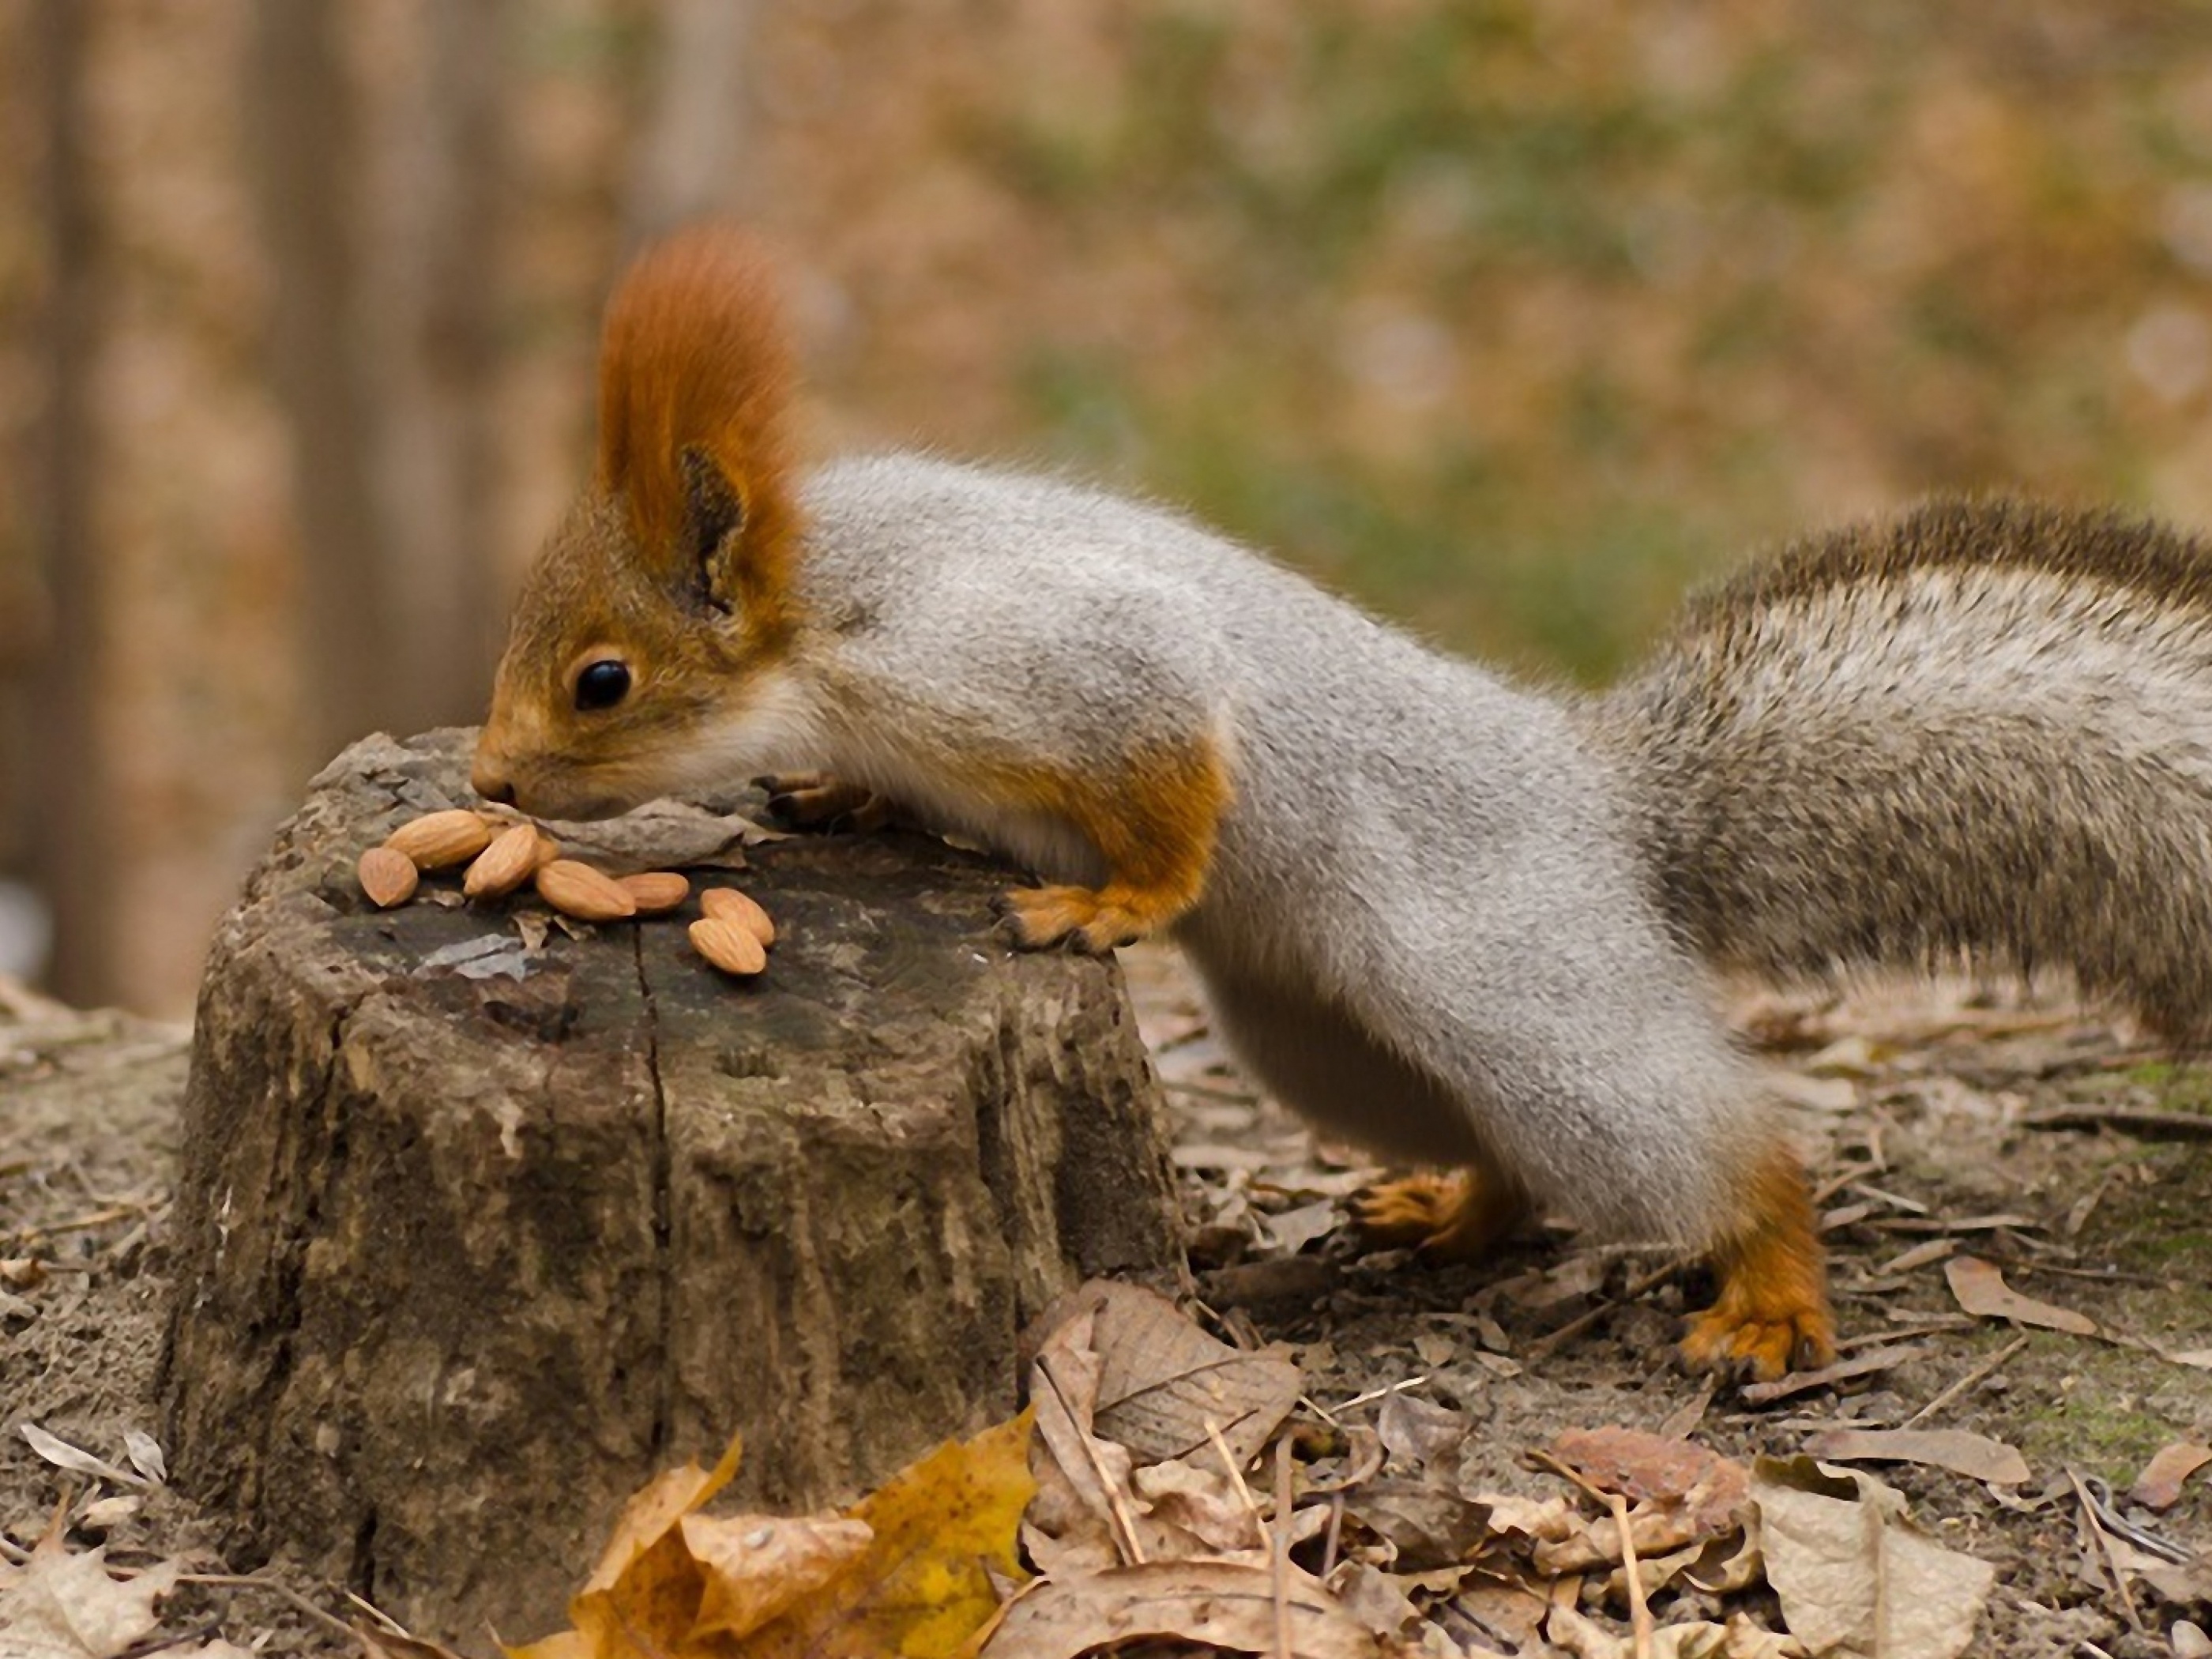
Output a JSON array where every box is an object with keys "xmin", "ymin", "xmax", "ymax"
[{"xmin": 3, "ymin": 941, "xmax": 2209, "ymax": 1657}]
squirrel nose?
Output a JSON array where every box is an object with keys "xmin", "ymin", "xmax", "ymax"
[{"xmin": 472, "ymin": 757, "xmax": 517, "ymax": 806}]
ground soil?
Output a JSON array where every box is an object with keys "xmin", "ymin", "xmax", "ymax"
[{"xmin": 4, "ymin": 940, "xmax": 2209, "ymax": 1656}]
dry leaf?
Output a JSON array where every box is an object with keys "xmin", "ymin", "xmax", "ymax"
[
  {"xmin": 121, "ymin": 1431, "xmax": 165, "ymax": 1485},
  {"xmin": 2130, "ymin": 1441, "xmax": 2212, "ymax": 1511},
  {"xmin": 1799, "ymin": 1427, "xmax": 2028, "ymax": 1487},
  {"xmin": 1943, "ymin": 1256, "xmax": 2097, "ymax": 1335},
  {"xmin": 17, "ymin": 1424, "xmax": 144, "ymax": 1488},
  {"xmin": 1550, "ymin": 1426, "xmax": 1750, "ymax": 1538},
  {"xmin": 505, "ymin": 1436, "xmax": 745, "ymax": 1659},
  {"xmin": 1036, "ymin": 1281, "xmax": 1302, "ymax": 1468},
  {"xmin": 1339, "ymin": 1479, "xmax": 1493, "ymax": 1571},
  {"xmin": 976, "ymin": 1559, "xmax": 1380, "ymax": 1658},
  {"xmin": 738, "ymin": 1411, "xmax": 1035, "ymax": 1659},
  {"xmin": 532, "ymin": 799, "xmax": 773, "ymax": 873},
  {"xmin": 0, "ymin": 1522, "xmax": 182, "ymax": 1659},
  {"xmin": 1749, "ymin": 1455, "xmax": 1994, "ymax": 1659},
  {"xmin": 679, "ymin": 1512, "xmax": 872, "ymax": 1642},
  {"xmin": 1546, "ymin": 1604, "xmax": 1807, "ymax": 1657},
  {"xmin": 1375, "ymin": 1392, "xmax": 1471, "ymax": 1477}
]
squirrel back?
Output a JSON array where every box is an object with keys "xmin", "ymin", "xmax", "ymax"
[{"xmin": 1590, "ymin": 498, "xmax": 2212, "ymax": 1043}]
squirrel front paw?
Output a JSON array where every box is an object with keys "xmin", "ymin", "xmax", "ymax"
[
  {"xmin": 758, "ymin": 772, "xmax": 891, "ymax": 833},
  {"xmin": 1352, "ymin": 1170, "xmax": 1530, "ymax": 1261},
  {"xmin": 991, "ymin": 884, "xmax": 1149, "ymax": 954}
]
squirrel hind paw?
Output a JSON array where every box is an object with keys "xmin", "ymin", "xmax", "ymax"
[
  {"xmin": 1677, "ymin": 1299, "xmax": 1837, "ymax": 1382},
  {"xmin": 758, "ymin": 773, "xmax": 890, "ymax": 833},
  {"xmin": 1352, "ymin": 1171, "xmax": 1528, "ymax": 1261},
  {"xmin": 992, "ymin": 884, "xmax": 1148, "ymax": 954}
]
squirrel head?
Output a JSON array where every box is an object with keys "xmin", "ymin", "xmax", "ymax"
[{"xmin": 473, "ymin": 225, "xmax": 802, "ymax": 818}]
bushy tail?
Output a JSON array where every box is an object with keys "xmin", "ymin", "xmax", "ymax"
[{"xmin": 1586, "ymin": 497, "xmax": 2212, "ymax": 1043}]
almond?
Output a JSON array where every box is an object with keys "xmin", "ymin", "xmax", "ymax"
[
  {"xmin": 618, "ymin": 871, "xmax": 690, "ymax": 915},
  {"xmin": 464, "ymin": 822, "xmax": 547, "ymax": 900},
  {"xmin": 700, "ymin": 886, "xmax": 776, "ymax": 947},
  {"xmin": 690, "ymin": 916, "xmax": 767, "ymax": 976},
  {"xmin": 534, "ymin": 859, "xmax": 638, "ymax": 922},
  {"xmin": 383, "ymin": 808, "xmax": 495, "ymax": 871},
  {"xmin": 358, "ymin": 846, "xmax": 419, "ymax": 908}
]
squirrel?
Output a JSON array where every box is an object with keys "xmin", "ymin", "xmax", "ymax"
[{"xmin": 473, "ymin": 225, "xmax": 2212, "ymax": 1381}]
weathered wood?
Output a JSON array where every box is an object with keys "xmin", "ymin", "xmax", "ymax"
[{"xmin": 162, "ymin": 729, "xmax": 1182, "ymax": 1639}]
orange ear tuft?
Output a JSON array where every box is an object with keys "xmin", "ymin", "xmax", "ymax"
[{"xmin": 596, "ymin": 224, "xmax": 799, "ymax": 629}]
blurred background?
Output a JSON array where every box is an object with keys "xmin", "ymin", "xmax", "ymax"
[{"xmin": 9, "ymin": 0, "xmax": 2212, "ymax": 1018}]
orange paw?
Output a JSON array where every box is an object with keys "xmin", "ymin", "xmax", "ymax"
[
  {"xmin": 993, "ymin": 884, "xmax": 1153, "ymax": 953},
  {"xmin": 1679, "ymin": 1297, "xmax": 1836, "ymax": 1382},
  {"xmin": 758, "ymin": 772, "xmax": 890, "ymax": 833},
  {"xmin": 1352, "ymin": 1170, "xmax": 1529, "ymax": 1262},
  {"xmin": 1676, "ymin": 1147, "xmax": 1836, "ymax": 1382}
]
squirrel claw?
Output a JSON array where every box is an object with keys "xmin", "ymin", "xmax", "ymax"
[
  {"xmin": 994, "ymin": 884, "xmax": 1145, "ymax": 953},
  {"xmin": 1352, "ymin": 1170, "xmax": 1529, "ymax": 1262},
  {"xmin": 758, "ymin": 772, "xmax": 890, "ymax": 833},
  {"xmin": 1677, "ymin": 1304, "xmax": 1836, "ymax": 1383}
]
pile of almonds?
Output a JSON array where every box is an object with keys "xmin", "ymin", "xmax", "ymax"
[{"xmin": 357, "ymin": 808, "xmax": 776, "ymax": 978}]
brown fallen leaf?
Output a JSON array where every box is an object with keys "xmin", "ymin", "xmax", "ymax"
[
  {"xmin": 2130, "ymin": 1441, "xmax": 2212, "ymax": 1511},
  {"xmin": 1545, "ymin": 1603, "xmax": 1808, "ymax": 1657},
  {"xmin": 1337, "ymin": 1478, "xmax": 1493, "ymax": 1571},
  {"xmin": 1800, "ymin": 1428, "xmax": 2030, "ymax": 1487},
  {"xmin": 1750, "ymin": 1456, "xmax": 1994, "ymax": 1659},
  {"xmin": 0, "ymin": 1515, "xmax": 186, "ymax": 1659},
  {"xmin": 976, "ymin": 1559, "xmax": 1381, "ymax": 1658},
  {"xmin": 1550, "ymin": 1426, "xmax": 1751, "ymax": 1539},
  {"xmin": 1943, "ymin": 1256, "xmax": 2097, "ymax": 1335},
  {"xmin": 1033, "ymin": 1281, "xmax": 1302, "ymax": 1469}
]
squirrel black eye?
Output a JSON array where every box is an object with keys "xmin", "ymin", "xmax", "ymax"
[{"xmin": 574, "ymin": 659, "xmax": 631, "ymax": 712}]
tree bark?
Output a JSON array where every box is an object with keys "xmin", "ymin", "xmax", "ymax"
[{"xmin": 163, "ymin": 729, "xmax": 1184, "ymax": 1642}]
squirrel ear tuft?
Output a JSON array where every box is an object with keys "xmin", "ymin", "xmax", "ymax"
[
  {"xmin": 595, "ymin": 225, "xmax": 799, "ymax": 636},
  {"xmin": 679, "ymin": 446, "xmax": 747, "ymax": 615}
]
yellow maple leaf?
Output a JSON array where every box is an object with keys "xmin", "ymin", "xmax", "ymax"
[
  {"xmin": 733, "ymin": 1410, "xmax": 1036, "ymax": 1659},
  {"xmin": 505, "ymin": 1436, "xmax": 744, "ymax": 1659}
]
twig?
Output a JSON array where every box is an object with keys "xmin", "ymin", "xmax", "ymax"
[
  {"xmin": 1271, "ymin": 1435, "xmax": 1296, "ymax": 1659},
  {"xmin": 1900, "ymin": 1334, "xmax": 2030, "ymax": 1428},
  {"xmin": 2021, "ymin": 1106, "xmax": 2212, "ymax": 1142},
  {"xmin": 176, "ymin": 1574, "xmax": 359, "ymax": 1642},
  {"xmin": 6, "ymin": 1203, "xmax": 146, "ymax": 1247},
  {"xmin": 1330, "ymin": 1374, "xmax": 1430, "ymax": 1413},
  {"xmin": 1034, "ymin": 1353, "xmax": 1147, "ymax": 1566},
  {"xmin": 1526, "ymin": 1449, "xmax": 1653, "ymax": 1659},
  {"xmin": 2064, "ymin": 1469, "xmax": 2145, "ymax": 1635},
  {"xmin": 1524, "ymin": 1255, "xmax": 1689, "ymax": 1363},
  {"xmin": 1206, "ymin": 1419, "xmax": 1267, "ymax": 1552}
]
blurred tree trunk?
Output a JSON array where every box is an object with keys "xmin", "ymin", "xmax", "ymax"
[
  {"xmin": 626, "ymin": 0, "xmax": 758, "ymax": 243},
  {"xmin": 249, "ymin": 1, "xmax": 510, "ymax": 767},
  {"xmin": 28, "ymin": 0, "xmax": 115, "ymax": 1006},
  {"xmin": 373, "ymin": 0, "xmax": 510, "ymax": 716},
  {"xmin": 246, "ymin": 0, "xmax": 394, "ymax": 771}
]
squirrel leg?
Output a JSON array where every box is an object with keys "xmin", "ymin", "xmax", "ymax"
[
  {"xmin": 1678, "ymin": 1145, "xmax": 1834, "ymax": 1381},
  {"xmin": 994, "ymin": 736, "xmax": 1230, "ymax": 954},
  {"xmin": 758, "ymin": 772, "xmax": 893, "ymax": 833},
  {"xmin": 1352, "ymin": 1168, "xmax": 1532, "ymax": 1261}
]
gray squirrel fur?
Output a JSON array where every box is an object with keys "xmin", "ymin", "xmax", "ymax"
[{"xmin": 691, "ymin": 456, "xmax": 2210, "ymax": 1251}]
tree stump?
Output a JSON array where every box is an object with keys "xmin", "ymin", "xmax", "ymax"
[{"xmin": 161, "ymin": 730, "xmax": 1183, "ymax": 1640}]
